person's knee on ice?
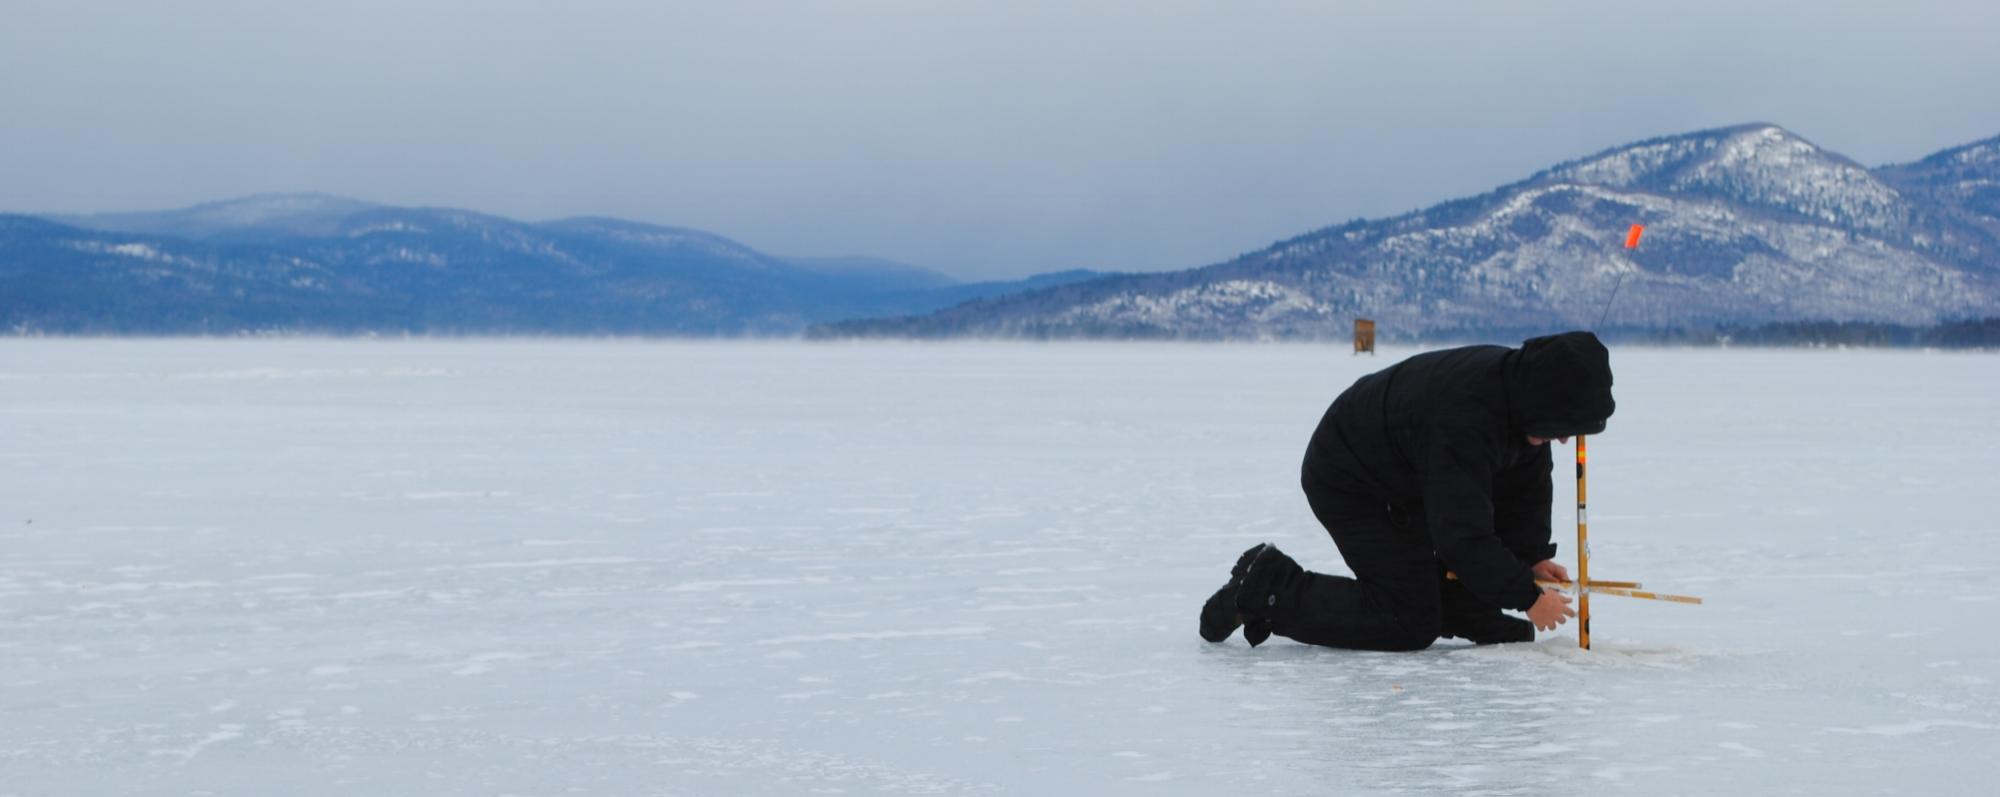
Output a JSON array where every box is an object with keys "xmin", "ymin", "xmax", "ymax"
[
  {"xmin": 1381, "ymin": 601, "xmax": 1443, "ymax": 652},
  {"xmin": 1378, "ymin": 631, "xmax": 1438, "ymax": 653}
]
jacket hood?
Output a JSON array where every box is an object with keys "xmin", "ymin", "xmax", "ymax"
[{"xmin": 1506, "ymin": 331, "xmax": 1615, "ymax": 437}]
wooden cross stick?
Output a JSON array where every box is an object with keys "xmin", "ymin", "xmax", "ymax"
[
  {"xmin": 1537, "ymin": 579, "xmax": 1641, "ymax": 589},
  {"xmin": 1544, "ymin": 581, "xmax": 1704, "ymax": 605},
  {"xmin": 1443, "ymin": 573, "xmax": 1641, "ymax": 590},
  {"xmin": 1442, "ymin": 573, "xmax": 1700, "ymax": 603}
]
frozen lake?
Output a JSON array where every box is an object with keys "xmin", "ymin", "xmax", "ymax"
[{"xmin": 2, "ymin": 339, "xmax": 1996, "ymax": 795}]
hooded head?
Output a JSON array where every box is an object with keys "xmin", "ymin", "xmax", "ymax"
[{"xmin": 1508, "ymin": 331, "xmax": 1615, "ymax": 438}]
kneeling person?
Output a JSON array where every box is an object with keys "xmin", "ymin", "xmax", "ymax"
[{"xmin": 1201, "ymin": 331, "xmax": 1614, "ymax": 650}]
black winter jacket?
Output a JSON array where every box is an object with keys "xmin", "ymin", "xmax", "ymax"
[{"xmin": 1301, "ymin": 332, "xmax": 1616, "ymax": 612}]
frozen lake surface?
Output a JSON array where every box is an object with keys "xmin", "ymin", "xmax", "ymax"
[{"xmin": 2, "ymin": 339, "xmax": 1996, "ymax": 795}]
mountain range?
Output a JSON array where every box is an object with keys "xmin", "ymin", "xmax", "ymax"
[
  {"xmin": 2, "ymin": 196, "xmax": 1105, "ymax": 335},
  {"xmin": 5, "ymin": 122, "xmax": 1997, "ymax": 339},
  {"xmin": 819, "ymin": 123, "xmax": 2000, "ymax": 341}
]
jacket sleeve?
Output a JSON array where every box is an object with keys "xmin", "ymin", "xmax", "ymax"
[
  {"xmin": 1421, "ymin": 420, "xmax": 1544, "ymax": 612},
  {"xmin": 1493, "ymin": 445, "xmax": 1557, "ymax": 565}
]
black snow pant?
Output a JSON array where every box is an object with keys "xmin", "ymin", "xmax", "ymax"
[{"xmin": 1265, "ymin": 470, "xmax": 1495, "ymax": 651}]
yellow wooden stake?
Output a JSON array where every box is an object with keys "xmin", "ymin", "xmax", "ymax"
[{"xmin": 1577, "ymin": 435, "xmax": 1592, "ymax": 650}]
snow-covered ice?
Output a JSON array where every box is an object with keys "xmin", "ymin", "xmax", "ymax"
[{"xmin": 1, "ymin": 339, "xmax": 1995, "ymax": 794}]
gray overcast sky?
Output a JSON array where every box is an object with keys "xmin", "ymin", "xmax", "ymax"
[{"xmin": 3, "ymin": 1, "xmax": 1997, "ymax": 280}]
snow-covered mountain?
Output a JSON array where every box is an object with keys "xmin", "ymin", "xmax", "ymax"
[
  {"xmin": 2, "ymin": 199, "xmax": 1106, "ymax": 335},
  {"xmin": 14, "ymin": 125, "xmax": 1999, "ymax": 339},
  {"xmin": 1874, "ymin": 134, "xmax": 2000, "ymax": 268},
  {"xmin": 818, "ymin": 124, "xmax": 2000, "ymax": 340},
  {"xmin": 43, "ymin": 193, "xmax": 384, "ymax": 242}
]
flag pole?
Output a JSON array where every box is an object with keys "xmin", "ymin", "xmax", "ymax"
[
  {"xmin": 1577, "ymin": 224, "xmax": 1641, "ymax": 649},
  {"xmin": 1577, "ymin": 434, "xmax": 1592, "ymax": 650}
]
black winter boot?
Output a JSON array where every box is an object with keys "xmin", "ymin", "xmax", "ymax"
[
  {"xmin": 1199, "ymin": 543, "xmax": 1268, "ymax": 643},
  {"xmin": 1234, "ymin": 543, "xmax": 1308, "ymax": 646}
]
